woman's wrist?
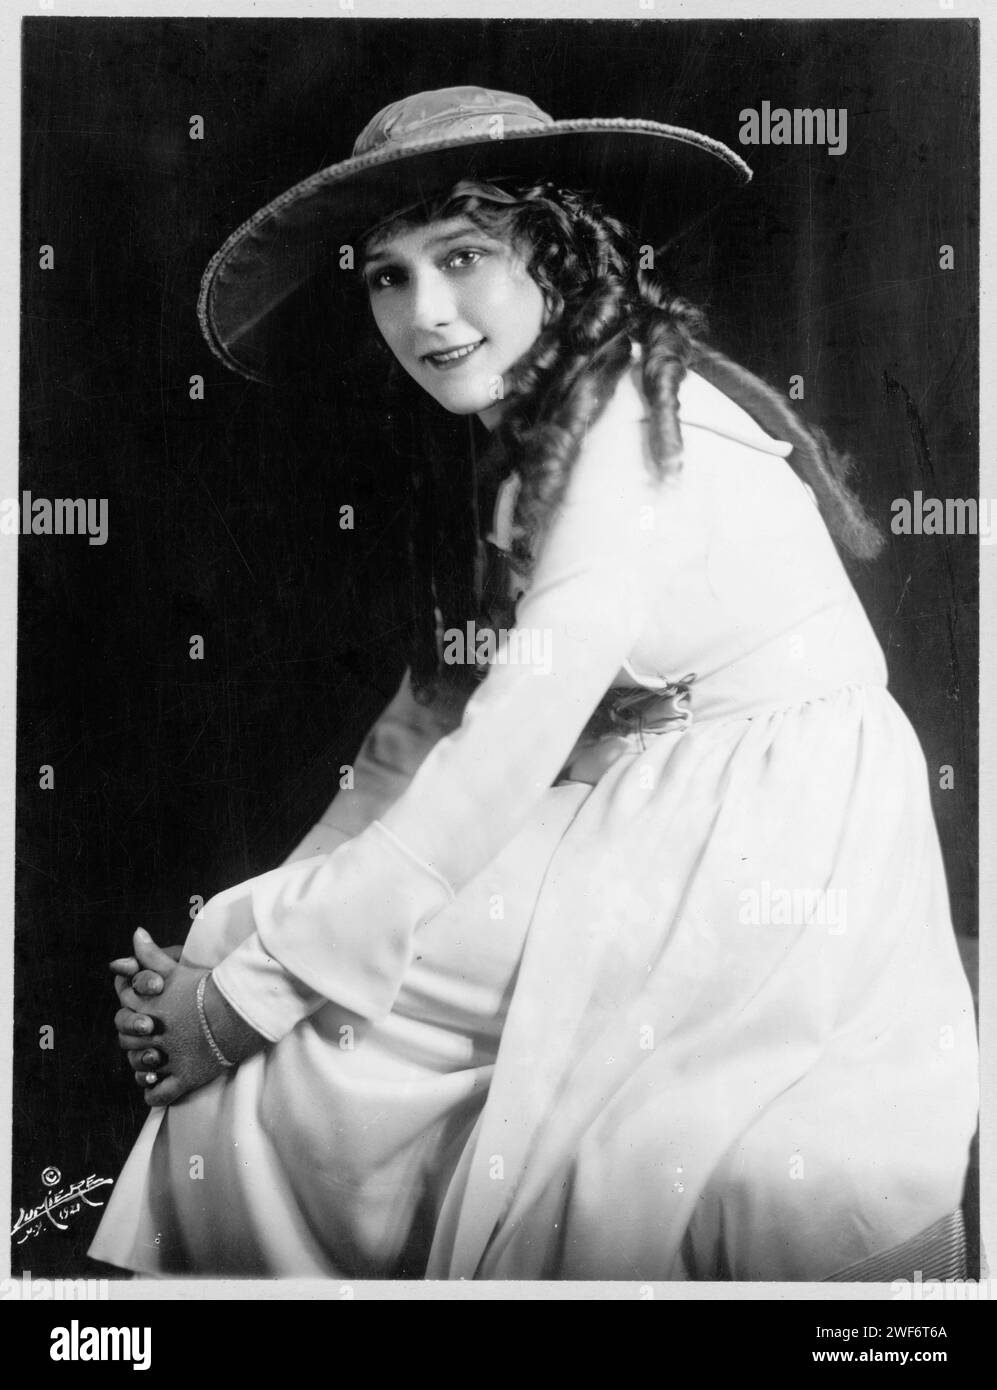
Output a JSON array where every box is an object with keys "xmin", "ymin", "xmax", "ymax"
[{"xmin": 201, "ymin": 971, "xmax": 268, "ymax": 1064}]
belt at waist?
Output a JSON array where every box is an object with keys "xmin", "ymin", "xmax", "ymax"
[
  {"xmin": 556, "ymin": 675, "xmax": 884, "ymax": 789},
  {"xmin": 588, "ymin": 598, "xmax": 888, "ymax": 737}
]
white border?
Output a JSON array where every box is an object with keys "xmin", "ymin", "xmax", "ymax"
[{"xmin": 0, "ymin": 0, "xmax": 989, "ymax": 1303}]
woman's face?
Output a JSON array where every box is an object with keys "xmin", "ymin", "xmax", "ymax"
[{"xmin": 361, "ymin": 214, "xmax": 547, "ymax": 427}]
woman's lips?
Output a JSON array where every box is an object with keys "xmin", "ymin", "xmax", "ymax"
[{"xmin": 422, "ymin": 339, "xmax": 485, "ymax": 370}]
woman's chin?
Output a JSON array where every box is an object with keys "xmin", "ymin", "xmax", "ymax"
[{"xmin": 424, "ymin": 384, "xmax": 499, "ymax": 417}]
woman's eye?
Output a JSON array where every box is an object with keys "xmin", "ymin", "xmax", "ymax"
[
  {"xmin": 366, "ymin": 268, "xmax": 399, "ymax": 291},
  {"xmin": 364, "ymin": 248, "xmax": 485, "ymax": 290},
  {"xmin": 447, "ymin": 248, "xmax": 484, "ymax": 270}
]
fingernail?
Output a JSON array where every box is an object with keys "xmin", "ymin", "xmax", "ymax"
[{"xmin": 136, "ymin": 928, "xmax": 151, "ymax": 943}]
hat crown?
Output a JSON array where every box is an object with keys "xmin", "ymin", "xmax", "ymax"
[{"xmin": 353, "ymin": 85, "xmax": 553, "ymax": 157}]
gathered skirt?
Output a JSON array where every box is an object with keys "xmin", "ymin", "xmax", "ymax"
[{"xmin": 89, "ymin": 681, "xmax": 978, "ymax": 1280}]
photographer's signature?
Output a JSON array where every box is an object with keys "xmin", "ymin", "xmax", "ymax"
[{"xmin": 11, "ymin": 1167, "xmax": 113, "ymax": 1245}]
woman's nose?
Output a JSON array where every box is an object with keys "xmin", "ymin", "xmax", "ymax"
[{"xmin": 409, "ymin": 267, "xmax": 457, "ymax": 330}]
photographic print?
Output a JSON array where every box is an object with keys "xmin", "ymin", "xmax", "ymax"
[{"xmin": 3, "ymin": 1, "xmax": 985, "ymax": 1307}]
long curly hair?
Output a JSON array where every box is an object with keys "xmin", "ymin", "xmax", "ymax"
[{"xmin": 353, "ymin": 177, "xmax": 884, "ymax": 698}]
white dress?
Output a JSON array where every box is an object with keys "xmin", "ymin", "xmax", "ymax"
[{"xmin": 90, "ymin": 356, "xmax": 978, "ymax": 1280}]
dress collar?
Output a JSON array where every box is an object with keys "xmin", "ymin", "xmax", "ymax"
[
  {"xmin": 486, "ymin": 346, "xmax": 795, "ymax": 552},
  {"xmin": 629, "ymin": 339, "xmax": 793, "ymax": 458}
]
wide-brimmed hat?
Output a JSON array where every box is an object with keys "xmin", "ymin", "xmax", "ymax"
[{"xmin": 198, "ymin": 85, "xmax": 752, "ymax": 383}]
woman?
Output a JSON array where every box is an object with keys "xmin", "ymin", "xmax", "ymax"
[{"xmin": 90, "ymin": 85, "xmax": 977, "ymax": 1281}]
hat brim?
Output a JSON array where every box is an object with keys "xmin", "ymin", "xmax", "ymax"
[{"xmin": 198, "ymin": 119, "xmax": 752, "ymax": 383}]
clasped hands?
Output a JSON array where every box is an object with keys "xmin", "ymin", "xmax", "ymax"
[{"xmin": 111, "ymin": 928, "xmax": 266, "ymax": 1106}]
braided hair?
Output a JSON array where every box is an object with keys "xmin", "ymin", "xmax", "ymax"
[{"xmin": 355, "ymin": 177, "xmax": 883, "ymax": 697}]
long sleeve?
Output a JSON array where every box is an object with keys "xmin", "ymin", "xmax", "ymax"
[
  {"xmin": 211, "ymin": 372, "xmax": 661, "ymax": 1036},
  {"xmin": 200, "ymin": 671, "xmax": 468, "ymax": 1038}
]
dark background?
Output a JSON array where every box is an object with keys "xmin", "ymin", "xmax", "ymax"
[{"xmin": 14, "ymin": 15, "xmax": 978, "ymax": 1276}]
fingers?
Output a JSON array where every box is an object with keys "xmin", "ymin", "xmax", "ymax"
[
  {"xmin": 110, "ymin": 941, "xmax": 183, "ymax": 991},
  {"xmin": 110, "ymin": 943, "xmax": 182, "ymax": 977},
  {"xmin": 144, "ymin": 1075, "xmax": 185, "ymax": 1108},
  {"xmin": 114, "ymin": 967, "xmax": 164, "ymax": 1000},
  {"xmin": 124, "ymin": 1041, "xmax": 170, "ymax": 1092},
  {"xmin": 114, "ymin": 1007, "xmax": 157, "ymax": 1047},
  {"xmin": 126, "ymin": 1047, "xmax": 165, "ymax": 1072},
  {"xmin": 115, "ymin": 982, "xmax": 150, "ymax": 1014},
  {"xmin": 133, "ymin": 928, "xmax": 182, "ymax": 978},
  {"xmin": 131, "ymin": 969, "xmax": 165, "ymax": 998}
]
